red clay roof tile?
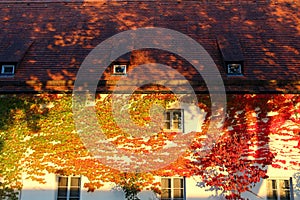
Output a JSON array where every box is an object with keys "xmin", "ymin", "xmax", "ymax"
[{"xmin": 0, "ymin": 0, "xmax": 298, "ymax": 93}]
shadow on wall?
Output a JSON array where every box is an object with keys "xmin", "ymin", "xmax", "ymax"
[
  {"xmin": 241, "ymin": 178, "xmax": 264, "ymax": 200},
  {"xmin": 19, "ymin": 189, "xmax": 216, "ymax": 200},
  {"xmin": 20, "ymin": 189, "xmax": 124, "ymax": 200}
]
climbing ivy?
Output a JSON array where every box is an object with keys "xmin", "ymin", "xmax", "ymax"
[{"xmin": 0, "ymin": 93, "xmax": 299, "ymax": 199}]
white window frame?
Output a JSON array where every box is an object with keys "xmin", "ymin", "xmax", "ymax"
[
  {"xmin": 113, "ymin": 64, "xmax": 127, "ymax": 75},
  {"xmin": 267, "ymin": 177, "xmax": 294, "ymax": 200},
  {"xmin": 160, "ymin": 177, "xmax": 185, "ymax": 200},
  {"xmin": 163, "ymin": 109, "xmax": 184, "ymax": 132},
  {"xmin": 57, "ymin": 176, "xmax": 81, "ymax": 200},
  {"xmin": 1, "ymin": 64, "xmax": 15, "ymax": 75}
]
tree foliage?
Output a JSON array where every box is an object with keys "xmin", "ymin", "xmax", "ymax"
[
  {"xmin": 0, "ymin": 181, "xmax": 19, "ymax": 200},
  {"xmin": 116, "ymin": 172, "xmax": 160, "ymax": 200},
  {"xmin": 189, "ymin": 94, "xmax": 300, "ymax": 198}
]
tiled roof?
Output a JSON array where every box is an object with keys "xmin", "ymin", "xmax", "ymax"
[
  {"xmin": 0, "ymin": 37, "xmax": 33, "ymax": 62},
  {"xmin": 0, "ymin": 0, "xmax": 299, "ymax": 93}
]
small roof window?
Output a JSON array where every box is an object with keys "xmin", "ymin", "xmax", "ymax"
[
  {"xmin": 227, "ymin": 63, "xmax": 242, "ymax": 75},
  {"xmin": 1, "ymin": 64, "xmax": 15, "ymax": 75},
  {"xmin": 113, "ymin": 64, "xmax": 127, "ymax": 75}
]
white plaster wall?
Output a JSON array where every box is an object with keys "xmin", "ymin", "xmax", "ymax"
[
  {"xmin": 185, "ymin": 170, "xmax": 300, "ymax": 200},
  {"xmin": 20, "ymin": 173, "xmax": 56, "ymax": 200},
  {"xmin": 181, "ymin": 103, "xmax": 207, "ymax": 134},
  {"xmin": 185, "ymin": 176, "xmax": 216, "ymax": 200},
  {"xmin": 19, "ymin": 174, "xmax": 125, "ymax": 200},
  {"xmin": 19, "ymin": 170, "xmax": 300, "ymax": 200},
  {"xmin": 80, "ymin": 177, "xmax": 124, "ymax": 200},
  {"xmin": 240, "ymin": 168, "xmax": 300, "ymax": 200}
]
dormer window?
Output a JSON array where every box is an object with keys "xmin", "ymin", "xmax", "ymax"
[
  {"xmin": 0, "ymin": 37, "xmax": 33, "ymax": 77},
  {"xmin": 227, "ymin": 63, "xmax": 242, "ymax": 75},
  {"xmin": 110, "ymin": 51, "xmax": 131, "ymax": 76},
  {"xmin": 113, "ymin": 64, "xmax": 127, "ymax": 75},
  {"xmin": 1, "ymin": 64, "xmax": 15, "ymax": 76},
  {"xmin": 217, "ymin": 34, "xmax": 244, "ymax": 76}
]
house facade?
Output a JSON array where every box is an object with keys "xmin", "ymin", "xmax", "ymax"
[
  {"xmin": 17, "ymin": 170, "xmax": 300, "ymax": 200},
  {"xmin": 0, "ymin": 0, "xmax": 299, "ymax": 200}
]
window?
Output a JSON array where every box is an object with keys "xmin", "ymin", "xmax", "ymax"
[
  {"xmin": 57, "ymin": 176, "xmax": 81, "ymax": 200},
  {"xmin": 113, "ymin": 64, "xmax": 127, "ymax": 75},
  {"xmin": 164, "ymin": 109, "xmax": 183, "ymax": 131},
  {"xmin": 161, "ymin": 177, "xmax": 185, "ymax": 200},
  {"xmin": 1, "ymin": 64, "xmax": 15, "ymax": 75},
  {"xmin": 267, "ymin": 178, "xmax": 293, "ymax": 200},
  {"xmin": 227, "ymin": 63, "xmax": 242, "ymax": 75},
  {"xmin": 217, "ymin": 34, "xmax": 244, "ymax": 76}
]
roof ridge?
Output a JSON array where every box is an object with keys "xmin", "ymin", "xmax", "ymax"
[{"xmin": 0, "ymin": 0, "xmax": 297, "ymax": 2}]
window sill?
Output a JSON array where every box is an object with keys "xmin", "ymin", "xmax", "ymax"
[
  {"xmin": 226, "ymin": 74, "xmax": 244, "ymax": 77},
  {"xmin": 112, "ymin": 74, "xmax": 127, "ymax": 76},
  {"xmin": 0, "ymin": 74, "xmax": 15, "ymax": 78}
]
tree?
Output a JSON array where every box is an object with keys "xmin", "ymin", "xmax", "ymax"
[
  {"xmin": 115, "ymin": 172, "xmax": 160, "ymax": 200},
  {"xmin": 188, "ymin": 94, "xmax": 300, "ymax": 199}
]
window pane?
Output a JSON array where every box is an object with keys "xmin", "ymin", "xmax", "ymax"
[
  {"xmin": 267, "ymin": 180, "xmax": 277, "ymax": 200},
  {"xmin": 283, "ymin": 180, "xmax": 290, "ymax": 189},
  {"xmin": 172, "ymin": 122, "xmax": 179, "ymax": 129},
  {"xmin": 280, "ymin": 191, "xmax": 291, "ymax": 200},
  {"xmin": 272, "ymin": 180, "xmax": 277, "ymax": 189},
  {"xmin": 114, "ymin": 65, "xmax": 126, "ymax": 74},
  {"xmin": 173, "ymin": 189, "xmax": 184, "ymax": 198},
  {"xmin": 57, "ymin": 198, "xmax": 67, "ymax": 200},
  {"xmin": 172, "ymin": 111, "xmax": 182, "ymax": 130},
  {"xmin": 161, "ymin": 178, "xmax": 171, "ymax": 188},
  {"xmin": 71, "ymin": 177, "xmax": 80, "ymax": 187},
  {"xmin": 166, "ymin": 112, "xmax": 170, "ymax": 120},
  {"xmin": 4, "ymin": 67, "xmax": 13, "ymax": 73},
  {"xmin": 173, "ymin": 178, "xmax": 183, "ymax": 188},
  {"xmin": 57, "ymin": 188, "xmax": 67, "ymax": 197},
  {"xmin": 173, "ymin": 112, "xmax": 181, "ymax": 120},
  {"xmin": 70, "ymin": 188, "xmax": 80, "ymax": 197},
  {"xmin": 178, "ymin": 120, "xmax": 182, "ymax": 129},
  {"xmin": 69, "ymin": 198, "xmax": 80, "ymax": 200},
  {"xmin": 116, "ymin": 66, "xmax": 124, "ymax": 73},
  {"xmin": 272, "ymin": 191, "xmax": 278, "ymax": 200},
  {"xmin": 164, "ymin": 122, "xmax": 170, "ymax": 129},
  {"xmin": 58, "ymin": 177, "xmax": 68, "ymax": 187},
  {"xmin": 279, "ymin": 180, "xmax": 290, "ymax": 200},
  {"xmin": 164, "ymin": 112, "xmax": 171, "ymax": 129},
  {"xmin": 161, "ymin": 189, "xmax": 171, "ymax": 198}
]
